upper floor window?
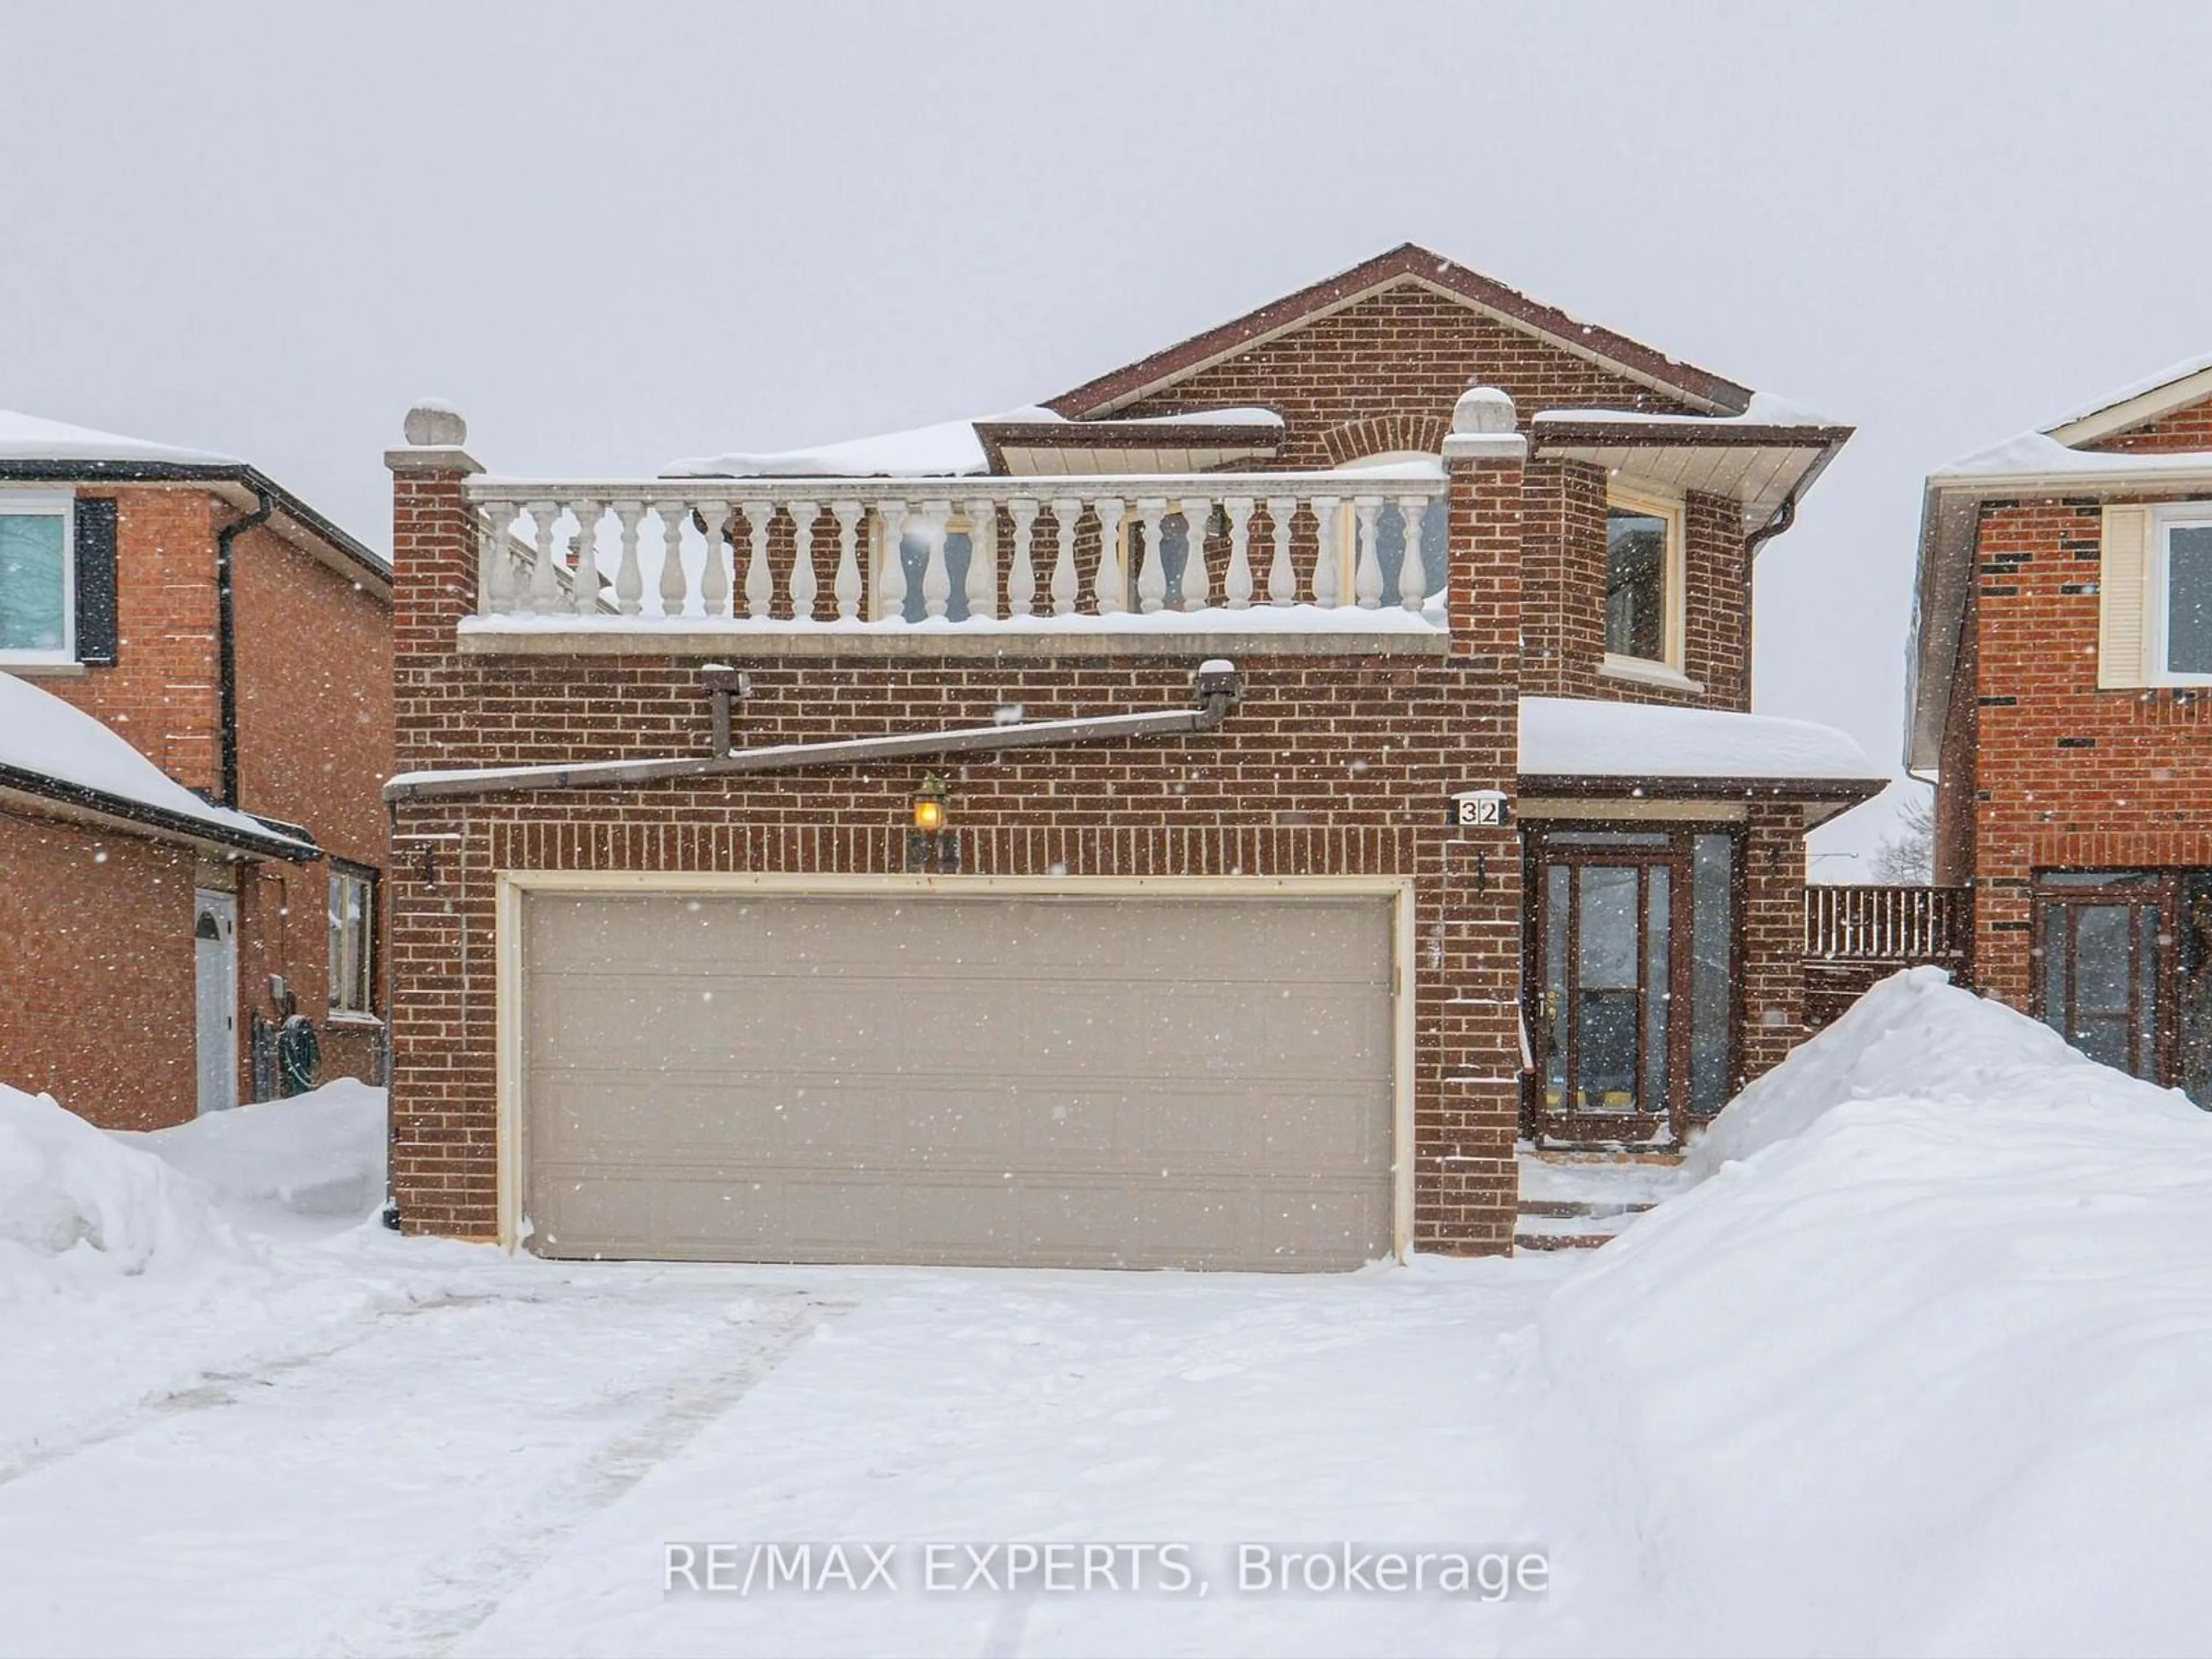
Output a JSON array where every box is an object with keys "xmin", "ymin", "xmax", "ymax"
[
  {"xmin": 1605, "ymin": 489, "xmax": 1684, "ymax": 671},
  {"xmin": 2156, "ymin": 509, "xmax": 2212, "ymax": 679},
  {"xmin": 0, "ymin": 494, "xmax": 74, "ymax": 663}
]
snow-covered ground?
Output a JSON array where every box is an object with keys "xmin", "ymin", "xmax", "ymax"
[{"xmin": 5, "ymin": 971, "xmax": 2211, "ymax": 1657}]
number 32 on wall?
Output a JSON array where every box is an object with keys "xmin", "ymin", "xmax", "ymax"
[{"xmin": 1450, "ymin": 789, "xmax": 1512, "ymax": 828}]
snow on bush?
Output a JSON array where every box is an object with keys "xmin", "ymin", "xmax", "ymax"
[
  {"xmin": 0, "ymin": 1082, "xmax": 246, "ymax": 1291},
  {"xmin": 1525, "ymin": 968, "xmax": 2212, "ymax": 1657},
  {"xmin": 123, "ymin": 1080, "xmax": 388, "ymax": 1218}
]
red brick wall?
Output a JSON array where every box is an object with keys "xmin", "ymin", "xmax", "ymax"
[
  {"xmin": 0, "ymin": 810, "xmax": 199, "ymax": 1128},
  {"xmin": 9, "ymin": 482, "xmax": 391, "ymax": 1108},
  {"xmin": 232, "ymin": 521, "xmax": 394, "ymax": 1081},
  {"xmin": 2085, "ymin": 395, "xmax": 2212, "ymax": 454},
  {"xmin": 1965, "ymin": 493, "xmax": 2212, "ymax": 1011},
  {"xmin": 1103, "ymin": 285, "xmax": 1702, "ymax": 451},
  {"xmin": 38, "ymin": 487, "xmax": 221, "ymax": 790},
  {"xmin": 1518, "ymin": 461, "xmax": 1748, "ymax": 709},
  {"xmin": 1740, "ymin": 802, "xmax": 1813, "ymax": 1077}
]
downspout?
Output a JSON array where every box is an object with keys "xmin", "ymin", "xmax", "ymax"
[
  {"xmin": 385, "ymin": 661, "xmax": 1244, "ymax": 804},
  {"xmin": 217, "ymin": 488, "xmax": 277, "ymax": 806},
  {"xmin": 1743, "ymin": 490, "xmax": 1797, "ymax": 560},
  {"xmin": 1739, "ymin": 492, "xmax": 1800, "ymax": 707}
]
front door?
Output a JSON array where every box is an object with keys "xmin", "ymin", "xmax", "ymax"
[
  {"xmin": 194, "ymin": 891, "xmax": 238, "ymax": 1115},
  {"xmin": 2036, "ymin": 869, "xmax": 2212, "ymax": 1107},
  {"xmin": 1531, "ymin": 832, "xmax": 1685, "ymax": 1145}
]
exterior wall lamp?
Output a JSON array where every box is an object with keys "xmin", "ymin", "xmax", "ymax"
[{"xmin": 906, "ymin": 774, "xmax": 959, "ymax": 872}]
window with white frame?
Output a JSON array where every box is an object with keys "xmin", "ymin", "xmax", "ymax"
[
  {"xmin": 0, "ymin": 494, "xmax": 74, "ymax": 662},
  {"xmin": 2155, "ymin": 507, "xmax": 2212, "ymax": 679},
  {"xmin": 1604, "ymin": 489, "xmax": 1684, "ymax": 669},
  {"xmin": 328, "ymin": 863, "xmax": 377, "ymax": 1017}
]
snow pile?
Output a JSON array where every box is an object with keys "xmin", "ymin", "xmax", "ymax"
[
  {"xmin": 1526, "ymin": 968, "xmax": 2212, "ymax": 1656},
  {"xmin": 123, "ymin": 1080, "xmax": 387, "ymax": 1219},
  {"xmin": 0, "ymin": 1082, "xmax": 247, "ymax": 1290}
]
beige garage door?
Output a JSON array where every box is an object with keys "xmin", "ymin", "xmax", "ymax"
[{"xmin": 520, "ymin": 888, "xmax": 1397, "ymax": 1271}]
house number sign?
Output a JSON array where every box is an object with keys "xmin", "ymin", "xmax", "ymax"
[{"xmin": 1449, "ymin": 789, "xmax": 1512, "ymax": 828}]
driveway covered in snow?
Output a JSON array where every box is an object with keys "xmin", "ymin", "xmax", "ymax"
[
  {"xmin": 14, "ymin": 969, "xmax": 2212, "ymax": 1657},
  {"xmin": 0, "ymin": 1247, "xmax": 1575, "ymax": 1659}
]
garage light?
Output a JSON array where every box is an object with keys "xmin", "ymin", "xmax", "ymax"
[{"xmin": 912, "ymin": 774, "xmax": 949, "ymax": 834}]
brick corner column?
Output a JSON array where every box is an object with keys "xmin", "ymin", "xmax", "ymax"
[
  {"xmin": 1419, "ymin": 389, "xmax": 1528, "ymax": 1257},
  {"xmin": 1740, "ymin": 801, "xmax": 1813, "ymax": 1083},
  {"xmin": 382, "ymin": 407, "xmax": 496, "ymax": 1240}
]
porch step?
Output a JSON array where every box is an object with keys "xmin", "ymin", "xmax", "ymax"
[
  {"xmin": 1516, "ymin": 1199, "xmax": 1659, "ymax": 1220},
  {"xmin": 1514, "ymin": 1141, "xmax": 1692, "ymax": 1253},
  {"xmin": 1513, "ymin": 1230, "xmax": 1621, "ymax": 1252},
  {"xmin": 1512, "ymin": 1201, "xmax": 1653, "ymax": 1253}
]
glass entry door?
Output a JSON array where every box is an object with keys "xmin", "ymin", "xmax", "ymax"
[
  {"xmin": 1527, "ymin": 825, "xmax": 1742, "ymax": 1146},
  {"xmin": 1532, "ymin": 833, "xmax": 1683, "ymax": 1143},
  {"xmin": 2036, "ymin": 869, "xmax": 2212, "ymax": 1107}
]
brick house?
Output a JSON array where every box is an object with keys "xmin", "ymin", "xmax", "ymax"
[
  {"xmin": 385, "ymin": 244, "xmax": 1883, "ymax": 1265},
  {"xmin": 0, "ymin": 410, "xmax": 391, "ymax": 1130},
  {"xmin": 1910, "ymin": 353, "xmax": 2212, "ymax": 1107}
]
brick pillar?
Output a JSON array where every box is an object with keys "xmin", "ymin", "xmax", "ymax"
[
  {"xmin": 1418, "ymin": 389, "xmax": 1527, "ymax": 1255},
  {"xmin": 1739, "ymin": 801, "xmax": 1811, "ymax": 1082},
  {"xmin": 383, "ymin": 407, "xmax": 498, "ymax": 1238}
]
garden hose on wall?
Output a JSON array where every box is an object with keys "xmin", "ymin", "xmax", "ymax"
[{"xmin": 276, "ymin": 1014, "xmax": 321, "ymax": 1096}]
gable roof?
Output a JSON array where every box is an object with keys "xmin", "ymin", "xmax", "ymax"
[
  {"xmin": 1045, "ymin": 243, "xmax": 1755, "ymax": 421},
  {"xmin": 0, "ymin": 407, "xmax": 388, "ymax": 590},
  {"xmin": 2041, "ymin": 350, "xmax": 2212, "ymax": 448},
  {"xmin": 1906, "ymin": 352, "xmax": 2212, "ymax": 772}
]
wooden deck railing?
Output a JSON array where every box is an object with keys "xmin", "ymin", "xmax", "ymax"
[{"xmin": 1805, "ymin": 884, "xmax": 1969, "ymax": 964}]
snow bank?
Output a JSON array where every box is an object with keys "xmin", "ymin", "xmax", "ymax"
[
  {"xmin": 123, "ymin": 1080, "xmax": 388, "ymax": 1219},
  {"xmin": 1525, "ymin": 969, "xmax": 2212, "ymax": 1656},
  {"xmin": 0, "ymin": 1084, "xmax": 245, "ymax": 1293}
]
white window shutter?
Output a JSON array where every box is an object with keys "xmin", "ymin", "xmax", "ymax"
[{"xmin": 2098, "ymin": 505, "xmax": 2153, "ymax": 687}]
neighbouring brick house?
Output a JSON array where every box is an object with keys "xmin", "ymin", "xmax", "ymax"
[
  {"xmin": 0, "ymin": 410, "xmax": 391, "ymax": 1130},
  {"xmin": 1910, "ymin": 353, "xmax": 2212, "ymax": 1107},
  {"xmin": 385, "ymin": 243, "xmax": 1883, "ymax": 1265}
]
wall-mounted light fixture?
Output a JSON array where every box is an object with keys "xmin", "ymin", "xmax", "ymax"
[
  {"xmin": 913, "ymin": 775, "xmax": 948, "ymax": 834},
  {"xmin": 906, "ymin": 774, "xmax": 959, "ymax": 872}
]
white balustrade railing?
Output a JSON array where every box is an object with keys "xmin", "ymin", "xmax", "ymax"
[{"xmin": 462, "ymin": 473, "xmax": 1445, "ymax": 627}]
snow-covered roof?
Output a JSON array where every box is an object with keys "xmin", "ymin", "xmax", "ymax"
[
  {"xmin": 664, "ymin": 408, "xmax": 1053, "ymax": 480},
  {"xmin": 2038, "ymin": 347, "xmax": 2212, "ymax": 438},
  {"xmin": 0, "ymin": 409, "xmax": 241, "ymax": 467},
  {"xmin": 0, "ymin": 673, "xmax": 314, "ymax": 857},
  {"xmin": 1930, "ymin": 426, "xmax": 2212, "ymax": 486},
  {"xmin": 1531, "ymin": 391, "xmax": 1843, "ymax": 430},
  {"xmin": 664, "ymin": 406, "xmax": 1288, "ymax": 480},
  {"xmin": 1519, "ymin": 696, "xmax": 1885, "ymax": 785}
]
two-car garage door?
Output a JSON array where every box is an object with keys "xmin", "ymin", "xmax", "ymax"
[{"xmin": 517, "ymin": 887, "xmax": 1399, "ymax": 1271}]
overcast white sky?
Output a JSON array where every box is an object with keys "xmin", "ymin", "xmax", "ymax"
[{"xmin": 5, "ymin": 2, "xmax": 2209, "ymax": 863}]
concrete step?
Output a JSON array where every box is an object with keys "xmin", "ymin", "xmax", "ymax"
[
  {"xmin": 1513, "ymin": 1230, "xmax": 1621, "ymax": 1253},
  {"xmin": 1516, "ymin": 1198, "xmax": 1659, "ymax": 1220}
]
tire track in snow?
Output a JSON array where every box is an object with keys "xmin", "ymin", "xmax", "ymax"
[
  {"xmin": 0, "ymin": 1289, "xmax": 528, "ymax": 1492},
  {"xmin": 324, "ymin": 1292, "xmax": 851, "ymax": 1659}
]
